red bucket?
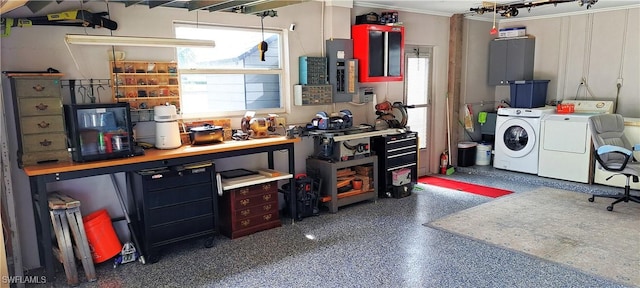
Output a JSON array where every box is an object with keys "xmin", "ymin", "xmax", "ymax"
[{"xmin": 83, "ymin": 209, "xmax": 122, "ymax": 263}]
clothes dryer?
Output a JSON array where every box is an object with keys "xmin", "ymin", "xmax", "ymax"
[{"xmin": 493, "ymin": 107, "xmax": 555, "ymax": 174}]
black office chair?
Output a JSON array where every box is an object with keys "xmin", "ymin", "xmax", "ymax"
[{"xmin": 588, "ymin": 114, "xmax": 640, "ymax": 211}]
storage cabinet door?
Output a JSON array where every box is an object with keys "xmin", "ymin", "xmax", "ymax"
[
  {"xmin": 488, "ymin": 40, "xmax": 508, "ymax": 85},
  {"xmin": 387, "ymin": 31, "xmax": 403, "ymax": 77},
  {"xmin": 505, "ymin": 38, "xmax": 534, "ymax": 83},
  {"xmin": 368, "ymin": 30, "xmax": 385, "ymax": 77}
]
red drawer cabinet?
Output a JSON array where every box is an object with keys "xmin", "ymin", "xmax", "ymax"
[
  {"xmin": 219, "ymin": 182, "xmax": 281, "ymax": 239},
  {"xmin": 352, "ymin": 24, "xmax": 405, "ymax": 82}
]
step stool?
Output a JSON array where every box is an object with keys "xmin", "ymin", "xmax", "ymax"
[{"xmin": 48, "ymin": 192, "xmax": 97, "ymax": 285}]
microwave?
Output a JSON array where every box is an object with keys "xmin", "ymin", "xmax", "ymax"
[{"xmin": 64, "ymin": 103, "xmax": 136, "ymax": 162}]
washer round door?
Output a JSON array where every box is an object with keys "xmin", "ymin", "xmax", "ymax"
[{"xmin": 496, "ymin": 118, "xmax": 536, "ymax": 158}]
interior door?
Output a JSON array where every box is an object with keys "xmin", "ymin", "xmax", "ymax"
[{"xmin": 404, "ymin": 46, "xmax": 433, "ymax": 177}]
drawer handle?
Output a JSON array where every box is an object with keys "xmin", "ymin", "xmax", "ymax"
[
  {"xmin": 32, "ymin": 84, "xmax": 45, "ymax": 92},
  {"xmin": 40, "ymin": 139, "xmax": 52, "ymax": 147},
  {"xmin": 263, "ymin": 214, "xmax": 272, "ymax": 221},
  {"xmin": 240, "ymin": 199, "xmax": 250, "ymax": 206},
  {"xmin": 37, "ymin": 121, "xmax": 50, "ymax": 128},
  {"xmin": 263, "ymin": 194, "xmax": 271, "ymax": 201},
  {"xmin": 262, "ymin": 183, "xmax": 271, "ymax": 190},
  {"xmin": 241, "ymin": 209, "xmax": 251, "ymax": 217},
  {"xmin": 239, "ymin": 188, "xmax": 249, "ymax": 195},
  {"xmin": 241, "ymin": 219, "xmax": 250, "ymax": 227},
  {"xmin": 35, "ymin": 103, "xmax": 49, "ymax": 111},
  {"xmin": 263, "ymin": 204, "xmax": 272, "ymax": 211}
]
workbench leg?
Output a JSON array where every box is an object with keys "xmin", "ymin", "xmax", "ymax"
[
  {"xmin": 288, "ymin": 145, "xmax": 296, "ymax": 223},
  {"xmin": 31, "ymin": 176, "xmax": 55, "ymax": 279}
]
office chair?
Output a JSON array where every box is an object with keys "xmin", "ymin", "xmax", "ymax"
[{"xmin": 588, "ymin": 114, "xmax": 640, "ymax": 211}]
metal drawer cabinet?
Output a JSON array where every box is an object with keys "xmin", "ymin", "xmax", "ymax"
[
  {"xmin": 371, "ymin": 131, "xmax": 418, "ymax": 198},
  {"xmin": 129, "ymin": 164, "xmax": 218, "ymax": 263}
]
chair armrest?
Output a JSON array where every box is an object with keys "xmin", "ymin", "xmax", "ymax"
[{"xmin": 595, "ymin": 145, "xmax": 631, "ymax": 172}]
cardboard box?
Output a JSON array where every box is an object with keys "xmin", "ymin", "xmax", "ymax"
[
  {"xmin": 392, "ymin": 168, "xmax": 411, "ymax": 186},
  {"xmin": 499, "ymin": 27, "xmax": 526, "ymax": 38}
]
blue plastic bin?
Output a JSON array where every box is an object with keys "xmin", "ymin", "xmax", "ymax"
[{"xmin": 509, "ymin": 80, "xmax": 549, "ymax": 108}]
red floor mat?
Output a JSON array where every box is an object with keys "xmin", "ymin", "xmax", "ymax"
[{"xmin": 418, "ymin": 176, "xmax": 513, "ymax": 198}]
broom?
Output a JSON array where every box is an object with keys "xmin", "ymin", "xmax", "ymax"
[{"xmin": 445, "ymin": 94, "xmax": 455, "ymax": 175}]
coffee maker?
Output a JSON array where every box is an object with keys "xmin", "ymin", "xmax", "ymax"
[{"xmin": 154, "ymin": 104, "xmax": 181, "ymax": 149}]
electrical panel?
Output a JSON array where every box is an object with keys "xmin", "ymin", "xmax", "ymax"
[
  {"xmin": 299, "ymin": 56, "xmax": 327, "ymax": 85},
  {"xmin": 294, "ymin": 84, "xmax": 333, "ymax": 106},
  {"xmin": 326, "ymin": 39, "xmax": 359, "ymax": 103}
]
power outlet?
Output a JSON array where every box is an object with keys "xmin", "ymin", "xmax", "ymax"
[{"xmin": 274, "ymin": 117, "xmax": 287, "ymax": 127}]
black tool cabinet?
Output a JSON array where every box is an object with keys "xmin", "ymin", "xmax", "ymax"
[
  {"xmin": 128, "ymin": 163, "xmax": 217, "ymax": 263},
  {"xmin": 371, "ymin": 131, "xmax": 418, "ymax": 198}
]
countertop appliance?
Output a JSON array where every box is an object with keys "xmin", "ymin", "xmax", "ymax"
[
  {"xmin": 189, "ymin": 124, "xmax": 224, "ymax": 145},
  {"xmin": 538, "ymin": 100, "xmax": 614, "ymax": 183},
  {"xmin": 493, "ymin": 106, "xmax": 554, "ymax": 174},
  {"xmin": 154, "ymin": 104, "xmax": 181, "ymax": 149}
]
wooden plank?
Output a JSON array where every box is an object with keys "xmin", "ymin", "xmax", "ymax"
[
  {"xmin": 321, "ymin": 189, "xmax": 374, "ymax": 203},
  {"xmin": 66, "ymin": 208, "xmax": 97, "ymax": 282},
  {"xmin": 50, "ymin": 210, "xmax": 78, "ymax": 286}
]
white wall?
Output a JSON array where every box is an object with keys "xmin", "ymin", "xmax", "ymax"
[{"xmin": 498, "ymin": 8, "xmax": 640, "ymax": 117}]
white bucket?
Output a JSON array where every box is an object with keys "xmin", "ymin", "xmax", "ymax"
[{"xmin": 475, "ymin": 143, "xmax": 492, "ymax": 166}]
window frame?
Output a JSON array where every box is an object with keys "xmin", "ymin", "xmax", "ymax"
[
  {"xmin": 174, "ymin": 22, "xmax": 290, "ymax": 119},
  {"xmin": 404, "ymin": 46, "xmax": 434, "ymax": 150}
]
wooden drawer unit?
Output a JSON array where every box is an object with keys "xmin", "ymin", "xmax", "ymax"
[
  {"xmin": 129, "ymin": 164, "xmax": 217, "ymax": 263},
  {"xmin": 219, "ymin": 182, "xmax": 281, "ymax": 239},
  {"xmin": 7, "ymin": 74, "xmax": 70, "ymax": 167}
]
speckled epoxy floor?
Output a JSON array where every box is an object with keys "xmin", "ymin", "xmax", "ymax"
[{"xmin": 32, "ymin": 166, "xmax": 631, "ymax": 287}]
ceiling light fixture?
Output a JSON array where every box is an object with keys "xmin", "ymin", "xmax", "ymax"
[{"xmin": 65, "ymin": 34, "xmax": 215, "ymax": 48}]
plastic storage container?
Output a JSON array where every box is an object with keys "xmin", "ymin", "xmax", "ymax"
[
  {"xmin": 509, "ymin": 80, "xmax": 549, "ymax": 108},
  {"xmin": 475, "ymin": 143, "xmax": 492, "ymax": 166},
  {"xmin": 458, "ymin": 142, "xmax": 477, "ymax": 167}
]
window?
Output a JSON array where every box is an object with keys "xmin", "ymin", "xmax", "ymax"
[
  {"xmin": 404, "ymin": 46, "xmax": 433, "ymax": 149},
  {"xmin": 174, "ymin": 23, "xmax": 287, "ymax": 117}
]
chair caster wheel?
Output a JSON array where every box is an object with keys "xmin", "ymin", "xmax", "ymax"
[
  {"xmin": 607, "ymin": 206, "xmax": 613, "ymax": 211},
  {"xmin": 588, "ymin": 197, "xmax": 594, "ymax": 202}
]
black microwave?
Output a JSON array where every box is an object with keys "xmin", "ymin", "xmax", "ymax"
[{"xmin": 64, "ymin": 103, "xmax": 136, "ymax": 162}]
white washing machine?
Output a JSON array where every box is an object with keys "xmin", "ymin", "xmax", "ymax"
[
  {"xmin": 538, "ymin": 100, "xmax": 614, "ymax": 183},
  {"xmin": 494, "ymin": 107, "xmax": 555, "ymax": 174}
]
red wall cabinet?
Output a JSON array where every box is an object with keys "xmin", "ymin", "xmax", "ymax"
[{"xmin": 352, "ymin": 24, "xmax": 404, "ymax": 82}]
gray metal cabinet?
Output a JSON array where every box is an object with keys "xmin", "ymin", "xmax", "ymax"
[{"xmin": 488, "ymin": 38, "xmax": 535, "ymax": 85}]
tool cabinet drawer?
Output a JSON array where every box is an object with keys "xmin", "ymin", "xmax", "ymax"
[
  {"xmin": 20, "ymin": 115, "xmax": 65, "ymax": 134},
  {"xmin": 385, "ymin": 135, "xmax": 417, "ymax": 150},
  {"xmin": 387, "ymin": 151, "xmax": 417, "ymax": 170},
  {"xmin": 140, "ymin": 167, "xmax": 213, "ymax": 191},
  {"xmin": 18, "ymin": 98, "xmax": 63, "ymax": 116},
  {"xmin": 13, "ymin": 78, "xmax": 62, "ymax": 98},
  {"xmin": 147, "ymin": 215, "xmax": 214, "ymax": 246},
  {"xmin": 145, "ymin": 182, "xmax": 214, "ymax": 209},
  {"xmin": 22, "ymin": 133, "xmax": 68, "ymax": 152},
  {"xmin": 147, "ymin": 200, "xmax": 213, "ymax": 227}
]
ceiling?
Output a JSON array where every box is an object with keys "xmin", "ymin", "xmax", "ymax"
[{"xmin": 2, "ymin": 0, "xmax": 638, "ymax": 21}]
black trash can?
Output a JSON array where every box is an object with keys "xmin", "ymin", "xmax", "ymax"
[{"xmin": 458, "ymin": 142, "xmax": 477, "ymax": 167}]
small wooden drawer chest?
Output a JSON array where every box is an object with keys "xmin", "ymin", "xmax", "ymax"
[
  {"xmin": 218, "ymin": 181, "xmax": 281, "ymax": 239},
  {"xmin": 7, "ymin": 74, "xmax": 70, "ymax": 167}
]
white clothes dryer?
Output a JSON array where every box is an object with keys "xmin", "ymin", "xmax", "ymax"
[{"xmin": 493, "ymin": 107, "xmax": 555, "ymax": 174}]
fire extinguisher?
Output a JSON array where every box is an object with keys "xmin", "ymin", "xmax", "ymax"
[{"xmin": 440, "ymin": 151, "xmax": 449, "ymax": 174}]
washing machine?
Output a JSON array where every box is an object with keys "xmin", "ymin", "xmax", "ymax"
[
  {"xmin": 494, "ymin": 107, "xmax": 555, "ymax": 174},
  {"xmin": 538, "ymin": 100, "xmax": 614, "ymax": 183}
]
